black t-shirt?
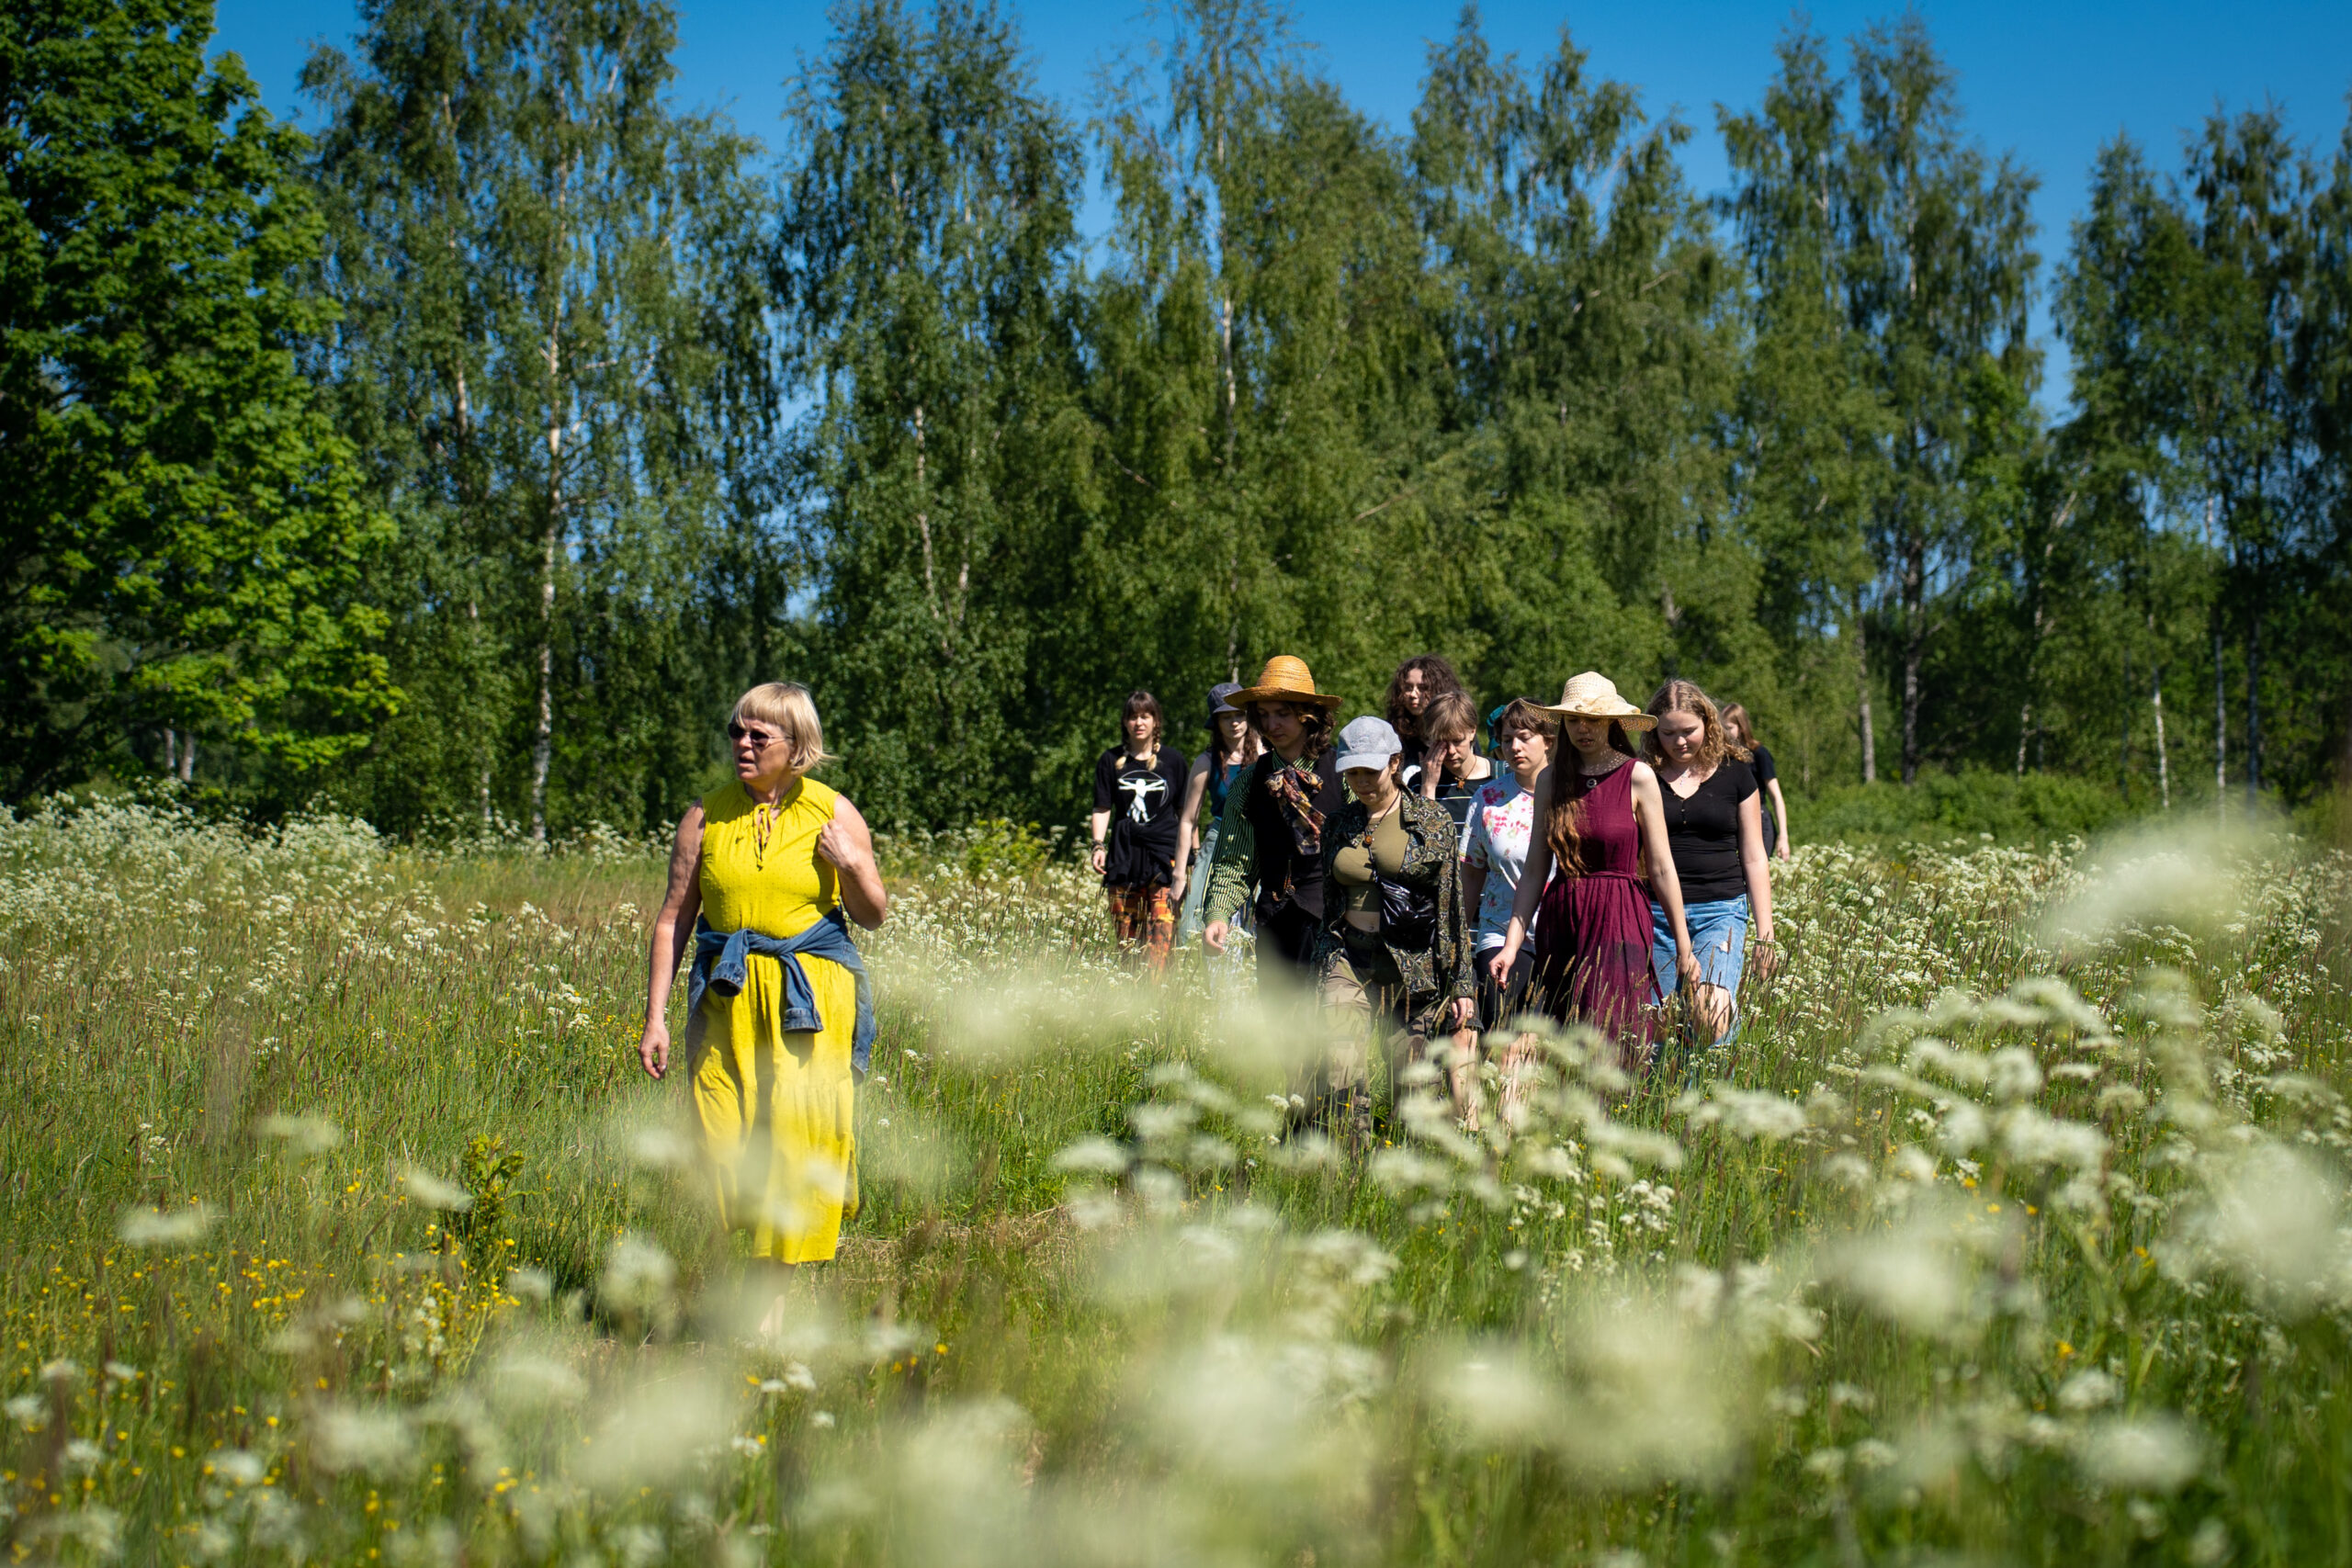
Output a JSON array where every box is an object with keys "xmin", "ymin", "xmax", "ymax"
[
  {"xmin": 1750, "ymin": 745, "xmax": 1778, "ymax": 786},
  {"xmin": 1094, "ymin": 746, "xmax": 1190, "ymax": 887},
  {"xmin": 1660, "ymin": 759, "xmax": 1758, "ymax": 903}
]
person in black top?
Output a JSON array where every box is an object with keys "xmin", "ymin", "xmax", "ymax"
[
  {"xmin": 1642, "ymin": 679, "xmax": 1777, "ymax": 1048},
  {"xmin": 1720, "ymin": 703, "xmax": 1792, "ymax": 860},
  {"xmin": 1201, "ymin": 656, "xmax": 1346, "ymax": 980},
  {"xmin": 1091, "ymin": 692, "xmax": 1190, "ymax": 975}
]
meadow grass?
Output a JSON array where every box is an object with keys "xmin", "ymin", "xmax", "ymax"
[{"xmin": 4, "ymin": 797, "xmax": 2351, "ymax": 1565}]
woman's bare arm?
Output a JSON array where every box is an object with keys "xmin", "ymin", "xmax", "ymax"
[
  {"xmin": 818, "ymin": 796, "xmax": 889, "ymax": 930},
  {"xmin": 1738, "ymin": 790, "xmax": 1776, "ymax": 976},
  {"xmin": 1493, "ymin": 764, "xmax": 1555, "ymax": 979},
  {"xmin": 1171, "ymin": 754, "xmax": 1212, "ymax": 897},
  {"xmin": 1767, "ymin": 777, "xmax": 1792, "ymax": 858},
  {"xmin": 1630, "ymin": 763, "xmax": 1699, "ymax": 991},
  {"xmin": 638, "ymin": 804, "xmax": 706, "ymax": 1080}
]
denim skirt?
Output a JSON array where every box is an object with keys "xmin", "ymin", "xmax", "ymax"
[{"xmin": 1650, "ymin": 894, "xmax": 1749, "ymax": 1000}]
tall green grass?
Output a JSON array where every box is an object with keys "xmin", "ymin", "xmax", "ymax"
[{"xmin": 4, "ymin": 797, "xmax": 2351, "ymax": 1565}]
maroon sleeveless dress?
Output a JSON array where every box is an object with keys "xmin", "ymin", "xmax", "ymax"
[{"xmin": 1532, "ymin": 759, "xmax": 1657, "ymax": 1062}]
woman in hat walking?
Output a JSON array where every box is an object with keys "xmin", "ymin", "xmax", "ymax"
[
  {"xmin": 637, "ymin": 682, "xmax": 885, "ymax": 1320},
  {"xmin": 1490, "ymin": 672, "xmax": 1698, "ymax": 1069},
  {"xmin": 1644, "ymin": 680, "xmax": 1776, "ymax": 1048},
  {"xmin": 1174, "ymin": 682, "xmax": 1263, "ymax": 943},
  {"xmin": 1090, "ymin": 692, "xmax": 1190, "ymax": 976},
  {"xmin": 1311, "ymin": 716, "xmax": 1476, "ymax": 1135},
  {"xmin": 1201, "ymin": 656, "xmax": 1347, "ymax": 978}
]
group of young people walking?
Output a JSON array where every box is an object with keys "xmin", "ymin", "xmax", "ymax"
[
  {"xmin": 1091, "ymin": 652, "xmax": 1792, "ymax": 1131},
  {"xmin": 626, "ymin": 660, "xmax": 1794, "ymax": 1294}
]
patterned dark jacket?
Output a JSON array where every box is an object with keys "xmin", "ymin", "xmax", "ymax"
[{"xmin": 1313, "ymin": 791, "xmax": 1475, "ymax": 1032}]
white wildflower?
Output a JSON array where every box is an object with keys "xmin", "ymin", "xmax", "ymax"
[{"xmin": 117, "ymin": 1202, "xmax": 213, "ymax": 1247}]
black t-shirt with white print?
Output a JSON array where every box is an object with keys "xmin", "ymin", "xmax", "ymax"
[{"xmin": 1093, "ymin": 745, "xmax": 1191, "ymax": 888}]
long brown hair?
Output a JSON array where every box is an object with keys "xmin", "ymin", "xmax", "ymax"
[
  {"xmin": 1639, "ymin": 679, "xmax": 1749, "ymax": 771},
  {"xmin": 1385, "ymin": 654, "xmax": 1463, "ymax": 743},
  {"xmin": 1544, "ymin": 719, "xmax": 1639, "ymax": 874},
  {"xmin": 1720, "ymin": 702, "xmax": 1760, "ymax": 752},
  {"xmin": 1119, "ymin": 690, "xmax": 1165, "ymax": 755}
]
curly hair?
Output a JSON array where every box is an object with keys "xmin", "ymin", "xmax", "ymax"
[
  {"xmin": 1638, "ymin": 679, "xmax": 1749, "ymax": 772},
  {"xmin": 1384, "ymin": 654, "xmax": 1463, "ymax": 744}
]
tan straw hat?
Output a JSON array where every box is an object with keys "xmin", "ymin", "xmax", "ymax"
[
  {"xmin": 1230, "ymin": 654, "xmax": 1343, "ymax": 710},
  {"xmin": 1535, "ymin": 671, "xmax": 1656, "ymax": 731}
]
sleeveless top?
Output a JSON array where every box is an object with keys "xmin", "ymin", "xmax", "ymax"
[
  {"xmin": 698, "ymin": 776, "xmax": 842, "ymax": 939},
  {"xmin": 1207, "ymin": 754, "xmax": 1253, "ymax": 821},
  {"xmin": 1555, "ymin": 758, "xmax": 1644, "ymax": 881}
]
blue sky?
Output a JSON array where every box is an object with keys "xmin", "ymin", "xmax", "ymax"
[{"xmin": 213, "ymin": 0, "xmax": 2352, "ymax": 408}]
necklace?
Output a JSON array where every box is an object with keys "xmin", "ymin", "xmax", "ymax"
[{"xmin": 1578, "ymin": 752, "xmax": 1630, "ymax": 778}]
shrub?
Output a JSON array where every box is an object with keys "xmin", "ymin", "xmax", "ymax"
[{"xmin": 1795, "ymin": 767, "xmax": 2133, "ymax": 848}]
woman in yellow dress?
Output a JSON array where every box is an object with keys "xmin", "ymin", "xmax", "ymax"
[{"xmin": 636, "ymin": 682, "xmax": 888, "ymax": 1287}]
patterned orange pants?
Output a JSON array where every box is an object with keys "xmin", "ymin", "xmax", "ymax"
[{"xmin": 1104, "ymin": 883, "xmax": 1177, "ymax": 976}]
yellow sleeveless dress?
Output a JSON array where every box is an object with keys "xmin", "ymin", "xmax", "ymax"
[{"xmin": 692, "ymin": 776, "xmax": 860, "ymax": 1263}]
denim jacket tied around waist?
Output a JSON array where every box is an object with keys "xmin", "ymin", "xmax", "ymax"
[{"xmin": 684, "ymin": 908, "xmax": 876, "ymax": 1077}]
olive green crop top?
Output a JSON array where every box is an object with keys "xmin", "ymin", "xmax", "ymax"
[{"xmin": 1332, "ymin": 804, "xmax": 1409, "ymax": 915}]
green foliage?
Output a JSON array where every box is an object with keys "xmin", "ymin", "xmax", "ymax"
[
  {"xmin": 300, "ymin": 0, "xmax": 784, "ymax": 840},
  {"xmin": 0, "ymin": 0, "xmax": 397, "ymax": 802},
  {"xmin": 1724, "ymin": 19, "xmax": 2042, "ymax": 788},
  {"xmin": 13, "ymin": 1, "xmax": 2351, "ymax": 829},
  {"xmin": 445, "ymin": 1134, "xmax": 528, "ymax": 1277},
  {"xmin": 775, "ymin": 0, "xmax": 1091, "ymax": 829},
  {"xmin": 1797, "ymin": 766, "xmax": 2134, "ymax": 849}
]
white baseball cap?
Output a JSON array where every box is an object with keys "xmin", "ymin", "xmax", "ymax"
[{"xmin": 1333, "ymin": 716, "xmax": 1403, "ymax": 773}]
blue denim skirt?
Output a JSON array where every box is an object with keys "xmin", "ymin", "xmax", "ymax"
[{"xmin": 1650, "ymin": 894, "xmax": 1749, "ymax": 1001}]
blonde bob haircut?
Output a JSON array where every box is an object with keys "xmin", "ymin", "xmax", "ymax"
[{"xmin": 729, "ymin": 682, "xmax": 836, "ymax": 772}]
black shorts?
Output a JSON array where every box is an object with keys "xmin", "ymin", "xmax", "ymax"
[{"xmin": 1476, "ymin": 946, "xmax": 1535, "ymax": 1032}]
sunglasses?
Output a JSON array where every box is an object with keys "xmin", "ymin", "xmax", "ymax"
[{"xmin": 726, "ymin": 722, "xmax": 786, "ymax": 749}]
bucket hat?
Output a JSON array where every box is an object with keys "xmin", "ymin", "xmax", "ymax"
[
  {"xmin": 1207, "ymin": 681, "xmax": 1244, "ymax": 722},
  {"xmin": 1230, "ymin": 655, "xmax": 1343, "ymax": 710},
  {"xmin": 1534, "ymin": 671, "xmax": 1656, "ymax": 731}
]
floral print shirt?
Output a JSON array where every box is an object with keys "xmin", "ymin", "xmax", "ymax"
[{"xmin": 1461, "ymin": 773, "xmax": 1535, "ymax": 951}]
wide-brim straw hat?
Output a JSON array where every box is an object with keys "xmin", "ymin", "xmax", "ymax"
[
  {"xmin": 1230, "ymin": 654, "xmax": 1342, "ymax": 710},
  {"xmin": 1535, "ymin": 671, "xmax": 1656, "ymax": 731}
]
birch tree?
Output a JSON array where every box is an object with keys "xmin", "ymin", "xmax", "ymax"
[{"xmin": 305, "ymin": 0, "xmax": 779, "ymax": 836}]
